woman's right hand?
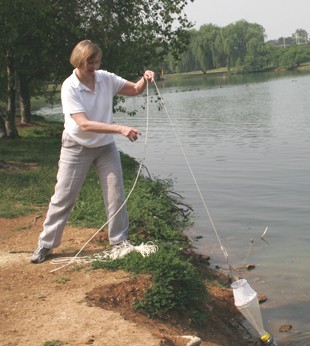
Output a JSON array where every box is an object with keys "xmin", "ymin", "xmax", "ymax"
[{"xmin": 120, "ymin": 125, "xmax": 141, "ymax": 142}]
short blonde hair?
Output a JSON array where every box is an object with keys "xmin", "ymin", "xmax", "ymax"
[{"xmin": 70, "ymin": 40, "xmax": 102, "ymax": 68}]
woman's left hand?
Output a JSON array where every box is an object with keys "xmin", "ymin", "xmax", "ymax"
[{"xmin": 143, "ymin": 70, "xmax": 155, "ymax": 83}]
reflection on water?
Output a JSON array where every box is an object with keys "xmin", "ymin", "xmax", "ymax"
[{"xmin": 37, "ymin": 71, "xmax": 310, "ymax": 344}]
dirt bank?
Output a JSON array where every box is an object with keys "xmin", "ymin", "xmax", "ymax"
[{"xmin": 0, "ymin": 214, "xmax": 256, "ymax": 346}]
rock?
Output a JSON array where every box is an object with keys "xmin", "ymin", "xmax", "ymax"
[
  {"xmin": 164, "ymin": 335, "xmax": 202, "ymax": 346},
  {"xmin": 246, "ymin": 264, "xmax": 255, "ymax": 271},
  {"xmin": 279, "ymin": 324, "xmax": 292, "ymax": 332},
  {"xmin": 199, "ymin": 254, "xmax": 210, "ymax": 261},
  {"xmin": 258, "ymin": 294, "xmax": 267, "ymax": 304},
  {"xmin": 179, "ymin": 335, "xmax": 202, "ymax": 346},
  {"xmin": 86, "ymin": 335, "xmax": 95, "ymax": 344},
  {"xmin": 194, "ymin": 235, "xmax": 203, "ymax": 240}
]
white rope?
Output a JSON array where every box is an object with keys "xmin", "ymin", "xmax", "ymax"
[
  {"xmin": 153, "ymin": 81, "xmax": 233, "ymax": 269},
  {"xmin": 93, "ymin": 241, "xmax": 159, "ymax": 261},
  {"xmin": 50, "ymin": 82, "xmax": 154, "ymax": 272},
  {"xmin": 51, "ymin": 241, "xmax": 159, "ymax": 265}
]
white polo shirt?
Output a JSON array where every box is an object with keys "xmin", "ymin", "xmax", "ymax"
[{"xmin": 61, "ymin": 69, "xmax": 127, "ymax": 148}]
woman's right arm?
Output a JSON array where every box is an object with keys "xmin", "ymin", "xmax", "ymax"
[{"xmin": 71, "ymin": 112, "xmax": 141, "ymax": 142}]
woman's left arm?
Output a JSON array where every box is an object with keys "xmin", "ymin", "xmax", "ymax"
[{"xmin": 119, "ymin": 70, "xmax": 155, "ymax": 96}]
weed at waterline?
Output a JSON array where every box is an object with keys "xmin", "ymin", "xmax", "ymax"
[
  {"xmin": 53, "ymin": 276, "xmax": 70, "ymax": 285},
  {"xmin": 92, "ymin": 243, "xmax": 209, "ymax": 327},
  {"xmin": 43, "ymin": 340, "xmax": 66, "ymax": 346}
]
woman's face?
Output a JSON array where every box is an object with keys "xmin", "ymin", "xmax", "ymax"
[
  {"xmin": 86, "ymin": 55, "xmax": 101, "ymax": 71},
  {"xmin": 78, "ymin": 55, "xmax": 101, "ymax": 77}
]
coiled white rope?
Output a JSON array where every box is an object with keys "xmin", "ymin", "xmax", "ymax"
[
  {"xmin": 51, "ymin": 241, "xmax": 159, "ymax": 265},
  {"xmin": 50, "ymin": 82, "xmax": 157, "ymax": 272},
  {"xmin": 93, "ymin": 240, "xmax": 158, "ymax": 261}
]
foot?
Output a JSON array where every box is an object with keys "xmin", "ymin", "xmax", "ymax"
[{"xmin": 30, "ymin": 246, "xmax": 52, "ymax": 264}]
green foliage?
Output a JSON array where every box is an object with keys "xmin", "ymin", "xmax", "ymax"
[
  {"xmin": 82, "ymin": 0, "xmax": 193, "ymax": 79},
  {"xmin": 0, "ymin": 168, "xmax": 54, "ymax": 216},
  {"xmin": 0, "ymin": 118, "xmax": 62, "ymax": 216},
  {"xmin": 53, "ymin": 276, "xmax": 70, "ymax": 285},
  {"xmin": 243, "ymin": 42, "xmax": 277, "ymax": 72},
  {"xmin": 126, "ymin": 177, "xmax": 191, "ymax": 243},
  {"xmin": 121, "ymin": 154, "xmax": 192, "ymax": 243},
  {"xmin": 43, "ymin": 341, "xmax": 65, "ymax": 346},
  {"xmin": 0, "ymin": 0, "xmax": 193, "ymax": 134},
  {"xmin": 92, "ymin": 244, "xmax": 208, "ymax": 325},
  {"xmin": 167, "ymin": 20, "xmax": 267, "ymax": 73},
  {"xmin": 279, "ymin": 44, "xmax": 310, "ymax": 69},
  {"xmin": 165, "ymin": 19, "xmax": 310, "ymax": 74},
  {"xmin": 135, "ymin": 250, "xmax": 207, "ymax": 323},
  {"xmin": 0, "ymin": 201, "xmax": 34, "ymax": 218}
]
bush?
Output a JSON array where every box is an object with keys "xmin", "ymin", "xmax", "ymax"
[{"xmin": 92, "ymin": 243, "xmax": 208, "ymax": 326}]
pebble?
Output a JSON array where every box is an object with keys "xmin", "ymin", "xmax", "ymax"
[{"xmin": 279, "ymin": 324, "xmax": 292, "ymax": 332}]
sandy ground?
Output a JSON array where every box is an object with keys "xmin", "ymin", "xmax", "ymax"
[{"xmin": 0, "ymin": 213, "xmax": 256, "ymax": 346}]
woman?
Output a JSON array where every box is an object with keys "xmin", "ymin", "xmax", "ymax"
[{"xmin": 31, "ymin": 40, "xmax": 155, "ymax": 263}]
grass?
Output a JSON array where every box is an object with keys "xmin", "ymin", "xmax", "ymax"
[
  {"xmin": 0, "ymin": 117, "xmax": 62, "ymax": 217},
  {"xmin": 0, "ymin": 116, "xmax": 209, "ymax": 326},
  {"xmin": 53, "ymin": 276, "xmax": 70, "ymax": 285},
  {"xmin": 297, "ymin": 61, "xmax": 310, "ymax": 71},
  {"xmin": 43, "ymin": 341, "xmax": 66, "ymax": 346}
]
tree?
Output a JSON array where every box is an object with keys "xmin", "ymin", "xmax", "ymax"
[
  {"xmin": 243, "ymin": 40, "xmax": 276, "ymax": 72},
  {"xmin": 0, "ymin": 0, "xmax": 84, "ymax": 137},
  {"xmin": 0, "ymin": 0, "xmax": 193, "ymax": 138},
  {"xmin": 166, "ymin": 19, "xmax": 271, "ymax": 73},
  {"xmin": 170, "ymin": 29, "xmax": 200, "ymax": 73},
  {"xmin": 0, "ymin": 0, "xmax": 79, "ymax": 136},
  {"xmin": 16, "ymin": 0, "xmax": 84, "ymax": 123},
  {"xmin": 222, "ymin": 20, "xmax": 266, "ymax": 70},
  {"xmin": 221, "ymin": 23, "xmax": 236, "ymax": 71},
  {"xmin": 293, "ymin": 28, "xmax": 309, "ymax": 45},
  {"xmin": 80, "ymin": 0, "xmax": 193, "ymax": 78},
  {"xmin": 279, "ymin": 44, "xmax": 310, "ymax": 69},
  {"xmin": 191, "ymin": 24, "xmax": 221, "ymax": 73},
  {"xmin": 242, "ymin": 23, "xmax": 270, "ymax": 72},
  {"xmin": 0, "ymin": 1, "xmax": 19, "ymax": 137}
]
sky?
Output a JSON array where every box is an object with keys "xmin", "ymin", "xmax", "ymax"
[{"xmin": 184, "ymin": 0, "xmax": 310, "ymax": 40}]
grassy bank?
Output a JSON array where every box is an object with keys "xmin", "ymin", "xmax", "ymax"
[
  {"xmin": 0, "ymin": 117, "xmax": 211, "ymax": 327},
  {"xmin": 163, "ymin": 61, "xmax": 310, "ymax": 80}
]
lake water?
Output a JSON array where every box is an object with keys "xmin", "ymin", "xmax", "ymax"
[{"xmin": 38, "ymin": 71, "xmax": 310, "ymax": 344}]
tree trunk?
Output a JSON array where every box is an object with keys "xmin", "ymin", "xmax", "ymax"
[
  {"xmin": 6, "ymin": 51, "xmax": 19, "ymax": 138},
  {"xmin": 226, "ymin": 56, "xmax": 231, "ymax": 72},
  {"xmin": 19, "ymin": 74, "xmax": 32, "ymax": 124},
  {"xmin": 0, "ymin": 113, "xmax": 7, "ymax": 138}
]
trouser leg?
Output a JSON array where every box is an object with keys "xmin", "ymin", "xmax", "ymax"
[
  {"xmin": 94, "ymin": 142, "xmax": 129, "ymax": 245},
  {"xmin": 39, "ymin": 136, "xmax": 91, "ymax": 249}
]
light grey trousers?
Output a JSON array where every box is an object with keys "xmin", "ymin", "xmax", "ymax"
[{"xmin": 38, "ymin": 131, "xmax": 129, "ymax": 249}]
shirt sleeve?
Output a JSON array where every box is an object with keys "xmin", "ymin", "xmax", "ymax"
[
  {"xmin": 112, "ymin": 74, "xmax": 127, "ymax": 95},
  {"xmin": 61, "ymin": 82, "xmax": 85, "ymax": 115},
  {"xmin": 97, "ymin": 70, "xmax": 127, "ymax": 96}
]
